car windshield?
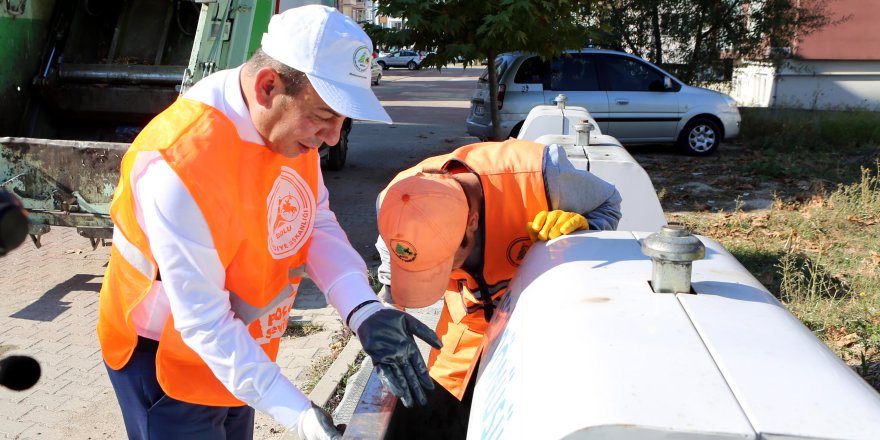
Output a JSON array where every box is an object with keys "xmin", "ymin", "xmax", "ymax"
[{"xmin": 479, "ymin": 56, "xmax": 509, "ymax": 83}]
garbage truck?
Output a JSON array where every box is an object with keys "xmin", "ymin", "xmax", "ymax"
[{"xmin": 0, "ymin": 0, "xmax": 350, "ymax": 247}]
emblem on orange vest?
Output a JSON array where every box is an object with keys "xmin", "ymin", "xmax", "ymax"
[
  {"xmin": 506, "ymin": 237, "xmax": 531, "ymax": 266},
  {"xmin": 267, "ymin": 166, "xmax": 315, "ymax": 259},
  {"xmin": 391, "ymin": 239, "xmax": 416, "ymax": 262}
]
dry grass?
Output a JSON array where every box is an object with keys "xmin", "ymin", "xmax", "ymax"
[
  {"xmin": 324, "ymin": 351, "xmax": 367, "ymax": 413},
  {"xmin": 283, "ymin": 321, "xmax": 324, "ymax": 338},
  {"xmin": 671, "ymin": 162, "xmax": 880, "ymax": 388}
]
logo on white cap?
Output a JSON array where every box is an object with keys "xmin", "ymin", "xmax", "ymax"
[{"xmin": 354, "ymin": 46, "xmax": 370, "ymax": 72}]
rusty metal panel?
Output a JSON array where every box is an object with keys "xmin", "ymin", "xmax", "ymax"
[{"xmin": 1, "ymin": 137, "xmax": 126, "ymax": 228}]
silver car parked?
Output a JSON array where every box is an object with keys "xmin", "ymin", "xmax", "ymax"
[
  {"xmin": 466, "ymin": 49, "xmax": 741, "ymax": 155},
  {"xmin": 376, "ymin": 50, "xmax": 424, "ymax": 71},
  {"xmin": 371, "ymin": 58, "xmax": 382, "ymax": 86}
]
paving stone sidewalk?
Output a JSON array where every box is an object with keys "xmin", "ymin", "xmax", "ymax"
[{"xmin": 0, "ymin": 227, "xmax": 344, "ymax": 439}]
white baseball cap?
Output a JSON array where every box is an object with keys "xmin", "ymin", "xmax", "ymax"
[{"xmin": 261, "ymin": 5, "xmax": 391, "ymax": 124}]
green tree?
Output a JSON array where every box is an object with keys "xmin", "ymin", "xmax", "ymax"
[
  {"xmin": 371, "ymin": 0, "xmax": 593, "ymax": 140},
  {"xmin": 585, "ymin": 0, "xmax": 837, "ymax": 83}
]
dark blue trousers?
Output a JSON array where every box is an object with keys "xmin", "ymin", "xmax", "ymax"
[{"xmin": 105, "ymin": 337, "xmax": 255, "ymax": 440}]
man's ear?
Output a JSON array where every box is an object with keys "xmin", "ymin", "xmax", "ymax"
[
  {"xmin": 253, "ymin": 67, "xmax": 279, "ymax": 108},
  {"xmin": 467, "ymin": 209, "xmax": 480, "ymax": 232}
]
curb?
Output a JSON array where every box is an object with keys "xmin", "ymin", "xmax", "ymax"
[
  {"xmin": 281, "ymin": 336, "xmax": 363, "ymax": 440},
  {"xmin": 308, "ymin": 336, "xmax": 363, "ymax": 408}
]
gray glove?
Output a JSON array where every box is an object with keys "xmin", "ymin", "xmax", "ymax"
[
  {"xmin": 297, "ymin": 403, "xmax": 341, "ymax": 440},
  {"xmin": 355, "ymin": 308, "xmax": 443, "ymax": 407}
]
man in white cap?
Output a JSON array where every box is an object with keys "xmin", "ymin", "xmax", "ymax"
[{"xmin": 97, "ymin": 5, "xmax": 439, "ymax": 440}]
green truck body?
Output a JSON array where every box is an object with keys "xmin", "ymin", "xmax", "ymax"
[{"xmin": 1, "ymin": 0, "xmax": 343, "ymax": 247}]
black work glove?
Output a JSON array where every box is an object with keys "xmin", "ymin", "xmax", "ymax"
[{"xmin": 355, "ymin": 308, "xmax": 443, "ymax": 407}]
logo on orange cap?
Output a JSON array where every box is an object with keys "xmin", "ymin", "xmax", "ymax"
[{"xmin": 391, "ymin": 239, "xmax": 416, "ymax": 262}]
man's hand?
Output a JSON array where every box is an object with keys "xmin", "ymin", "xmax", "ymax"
[
  {"xmin": 355, "ymin": 308, "xmax": 442, "ymax": 408},
  {"xmin": 297, "ymin": 403, "xmax": 341, "ymax": 440},
  {"xmin": 527, "ymin": 210, "xmax": 589, "ymax": 241}
]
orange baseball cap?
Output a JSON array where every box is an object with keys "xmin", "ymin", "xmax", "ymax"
[{"xmin": 378, "ymin": 173, "xmax": 469, "ymax": 308}]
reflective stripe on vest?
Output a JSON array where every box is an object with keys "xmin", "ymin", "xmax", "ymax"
[
  {"xmin": 463, "ymin": 280, "xmax": 508, "ymax": 314},
  {"xmin": 230, "ymin": 265, "xmax": 305, "ymax": 324},
  {"xmin": 112, "ymin": 227, "xmax": 154, "ymax": 279}
]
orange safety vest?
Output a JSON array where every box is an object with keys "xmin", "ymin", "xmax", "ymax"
[
  {"xmin": 384, "ymin": 140, "xmax": 548, "ymax": 398},
  {"xmin": 97, "ymin": 98, "xmax": 319, "ymax": 406}
]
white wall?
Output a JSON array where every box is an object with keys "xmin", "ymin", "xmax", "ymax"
[
  {"xmin": 733, "ymin": 60, "xmax": 880, "ymax": 110},
  {"xmin": 774, "ymin": 60, "xmax": 880, "ymax": 110},
  {"xmin": 731, "ymin": 61, "xmax": 776, "ymax": 107}
]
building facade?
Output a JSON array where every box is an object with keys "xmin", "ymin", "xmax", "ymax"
[{"xmin": 731, "ymin": 0, "xmax": 880, "ymax": 110}]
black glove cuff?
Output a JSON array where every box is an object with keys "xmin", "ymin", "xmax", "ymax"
[{"xmin": 345, "ymin": 299, "xmax": 380, "ymax": 329}]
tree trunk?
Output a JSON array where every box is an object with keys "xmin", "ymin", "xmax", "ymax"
[
  {"xmin": 689, "ymin": 6, "xmax": 706, "ymax": 84},
  {"xmin": 651, "ymin": 3, "xmax": 663, "ymax": 65},
  {"xmin": 487, "ymin": 47, "xmax": 502, "ymax": 141}
]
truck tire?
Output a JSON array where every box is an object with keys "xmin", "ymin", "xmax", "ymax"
[
  {"xmin": 324, "ymin": 119, "xmax": 351, "ymax": 171},
  {"xmin": 509, "ymin": 121, "xmax": 524, "ymax": 139},
  {"xmin": 677, "ymin": 117, "xmax": 721, "ymax": 156}
]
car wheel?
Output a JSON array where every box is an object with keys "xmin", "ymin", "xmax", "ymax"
[
  {"xmin": 509, "ymin": 121, "xmax": 525, "ymax": 139},
  {"xmin": 677, "ymin": 117, "xmax": 721, "ymax": 156},
  {"xmin": 324, "ymin": 120, "xmax": 351, "ymax": 171},
  {"xmin": 407, "ymin": 60, "xmax": 417, "ymax": 70},
  {"xmin": 378, "ymin": 61, "xmax": 388, "ymax": 70}
]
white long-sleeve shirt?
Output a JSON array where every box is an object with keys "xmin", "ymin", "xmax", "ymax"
[{"xmin": 129, "ymin": 66, "xmax": 378, "ymax": 428}]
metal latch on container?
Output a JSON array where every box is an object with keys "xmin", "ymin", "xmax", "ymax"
[
  {"xmin": 641, "ymin": 225, "xmax": 705, "ymax": 294},
  {"xmin": 554, "ymin": 94, "xmax": 568, "ymax": 109},
  {"xmin": 574, "ymin": 120, "xmax": 593, "ymax": 147}
]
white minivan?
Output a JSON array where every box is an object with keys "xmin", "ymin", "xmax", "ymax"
[{"xmin": 466, "ymin": 49, "xmax": 741, "ymax": 155}]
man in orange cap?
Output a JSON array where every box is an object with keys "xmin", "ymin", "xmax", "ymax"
[{"xmin": 375, "ymin": 139, "xmax": 621, "ymax": 434}]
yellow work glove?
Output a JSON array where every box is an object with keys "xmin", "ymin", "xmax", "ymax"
[{"xmin": 526, "ymin": 210, "xmax": 589, "ymax": 241}]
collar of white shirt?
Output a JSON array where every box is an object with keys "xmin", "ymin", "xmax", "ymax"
[{"xmin": 183, "ymin": 66, "xmax": 264, "ymax": 145}]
